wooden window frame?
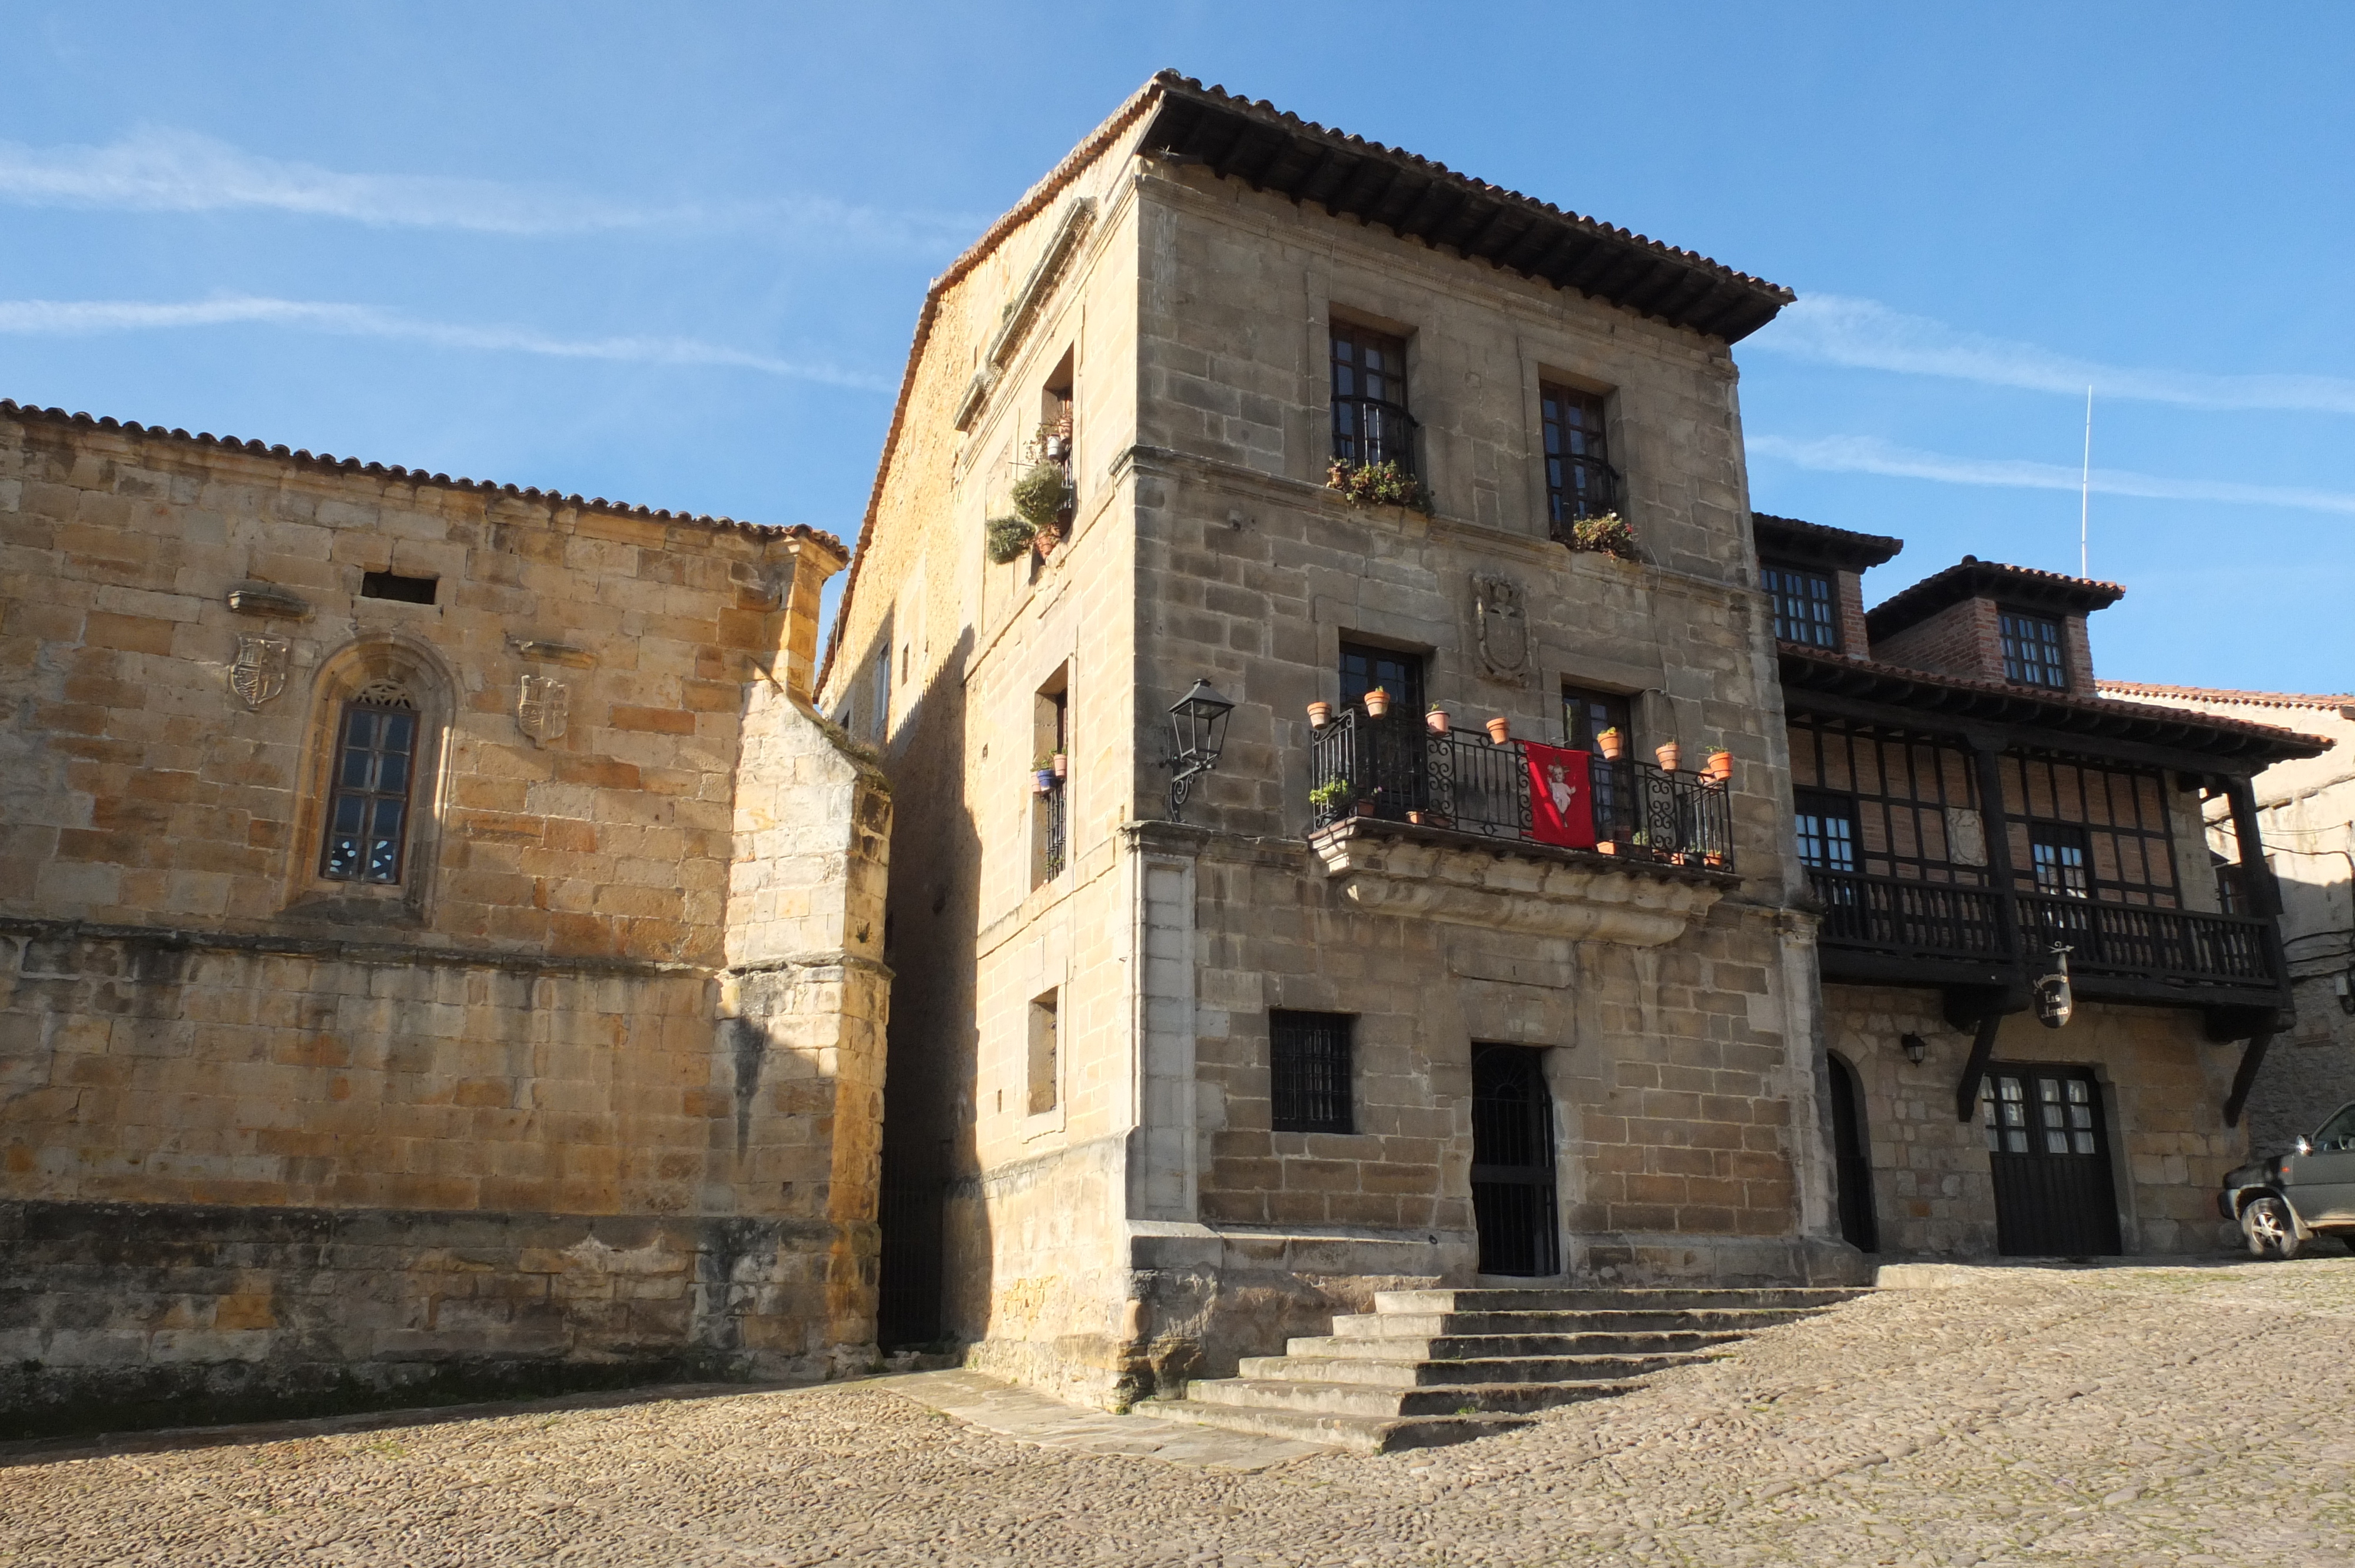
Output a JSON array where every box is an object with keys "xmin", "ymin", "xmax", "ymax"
[
  {"xmin": 1338, "ymin": 639, "xmax": 1427, "ymax": 717},
  {"xmin": 1999, "ymin": 609, "xmax": 2068, "ymax": 689},
  {"xmin": 1330, "ymin": 322, "xmax": 1415, "ymax": 473},
  {"xmin": 1538, "ymin": 384, "xmax": 1615, "ymax": 526},
  {"xmin": 319, "ymin": 697, "xmax": 422, "ymax": 885},
  {"xmin": 1762, "ymin": 562, "xmax": 1842, "ymax": 650}
]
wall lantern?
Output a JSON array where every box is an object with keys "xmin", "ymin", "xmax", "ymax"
[
  {"xmin": 2337, "ymin": 968, "xmax": 2355, "ymax": 1017},
  {"xmin": 1165, "ymin": 677, "xmax": 1236, "ymax": 822},
  {"xmin": 2034, "ymin": 944, "xmax": 2075, "ymax": 1030},
  {"xmin": 1900, "ymin": 1032, "xmax": 1929, "ymax": 1066}
]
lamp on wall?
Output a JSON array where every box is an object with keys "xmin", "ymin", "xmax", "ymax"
[
  {"xmin": 1900, "ymin": 1032, "xmax": 1928, "ymax": 1066},
  {"xmin": 1165, "ymin": 677, "xmax": 1236, "ymax": 822},
  {"xmin": 2035, "ymin": 943, "xmax": 2076, "ymax": 1030}
]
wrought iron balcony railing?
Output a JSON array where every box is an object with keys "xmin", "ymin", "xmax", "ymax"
[
  {"xmin": 1308, "ymin": 708, "xmax": 1733, "ymax": 871},
  {"xmin": 1806, "ymin": 866, "xmax": 2280, "ymax": 993}
]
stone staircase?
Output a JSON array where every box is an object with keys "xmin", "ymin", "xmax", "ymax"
[{"xmin": 1153, "ymin": 1285, "xmax": 1863, "ymax": 1454}]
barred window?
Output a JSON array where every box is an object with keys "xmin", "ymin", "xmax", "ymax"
[
  {"xmin": 320, "ymin": 698, "xmax": 419, "ymax": 883},
  {"xmin": 1763, "ymin": 564, "xmax": 1840, "ymax": 649},
  {"xmin": 1270, "ymin": 1010, "xmax": 1354, "ymax": 1134},
  {"xmin": 1331, "ymin": 324, "xmax": 1413, "ymax": 472},
  {"xmin": 2000, "ymin": 611, "xmax": 2067, "ymax": 688}
]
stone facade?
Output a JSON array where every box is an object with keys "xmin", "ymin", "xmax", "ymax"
[
  {"xmin": 2100, "ymin": 683, "xmax": 2355, "ymax": 1156},
  {"xmin": 820, "ymin": 75, "xmax": 1853, "ymax": 1410},
  {"xmin": 0, "ymin": 403, "xmax": 890, "ymax": 1436}
]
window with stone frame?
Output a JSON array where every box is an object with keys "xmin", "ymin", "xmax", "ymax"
[
  {"xmin": 320, "ymin": 691, "xmax": 420, "ymax": 884},
  {"xmin": 2000, "ymin": 609, "xmax": 2068, "ymax": 688},
  {"xmin": 1330, "ymin": 323, "xmax": 1414, "ymax": 473},
  {"xmin": 1338, "ymin": 640, "xmax": 1425, "ymax": 717},
  {"xmin": 1539, "ymin": 384, "xmax": 1614, "ymax": 526},
  {"xmin": 1762, "ymin": 562, "xmax": 1842, "ymax": 649},
  {"xmin": 1269, "ymin": 1010, "xmax": 1354, "ymax": 1134},
  {"xmin": 1027, "ymin": 989, "xmax": 1059, "ymax": 1115}
]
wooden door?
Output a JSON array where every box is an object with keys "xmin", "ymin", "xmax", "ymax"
[{"xmin": 1983, "ymin": 1067, "xmax": 2122, "ymax": 1257}]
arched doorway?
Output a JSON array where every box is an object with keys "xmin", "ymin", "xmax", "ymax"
[
  {"xmin": 1826, "ymin": 1052, "xmax": 1878, "ymax": 1253},
  {"xmin": 1471, "ymin": 1045, "xmax": 1560, "ymax": 1276}
]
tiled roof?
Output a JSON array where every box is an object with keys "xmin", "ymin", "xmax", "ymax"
[
  {"xmin": 1777, "ymin": 643, "xmax": 2330, "ymax": 765},
  {"xmin": 1866, "ymin": 555, "xmax": 2125, "ymax": 640},
  {"xmin": 2098, "ymin": 680, "xmax": 2355, "ymax": 713},
  {"xmin": 1750, "ymin": 511, "xmax": 1903, "ymax": 572},
  {"xmin": 0, "ymin": 398, "xmax": 844, "ymax": 552},
  {"xmin": 1142, "ymin": 74, "xmax": 1793, "ymax": 343}
]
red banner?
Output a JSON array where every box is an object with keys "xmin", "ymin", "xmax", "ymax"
[{"xmin": 1525, "ymin": 742, "xmax": 1598, "ymax": 849}]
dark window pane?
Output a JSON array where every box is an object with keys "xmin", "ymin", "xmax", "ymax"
[
  {"xmin": 1331, "ymin": 324, "xmax": 1412, "ymax": 471},
  {"xmin": 1762, "ymin": 564, "xmax": 1841, "ymax": 649},
  {"xmin": 320, "ymin": 699, "xmax": 422, "ymax": 885},
  {"xmin": 1338, "ymin": 641, "xmax": 1425, "ymax": 715},
  {"xmin": 1540, "ymin": 386, "xmax": 1614, "ymax": 524},
  {"xmin": 2001, "ymin": 611, "xmax": 2067, "ymax": 687},
  {"xmin": 1271, "ymin": 1010, "xmax": 1354, "ymax": 1134},
  {"xmin": 333, "ymin": 795, "xmax": 366, "ymax": 834}
]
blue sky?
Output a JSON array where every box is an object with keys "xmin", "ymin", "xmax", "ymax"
[{"xmin": 4, "ymin": 3, "xmax": 2350, "ymax": 691}]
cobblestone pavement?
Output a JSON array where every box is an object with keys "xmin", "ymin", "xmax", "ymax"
[{"xmin": 8, "ymin": 1260, "xmax": 2355, "ymax": 1566}]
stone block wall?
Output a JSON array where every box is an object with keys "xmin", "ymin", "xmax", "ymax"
[{"xmin": 0, "ymin": 406, "xmax": 888, "ymax": 1434}]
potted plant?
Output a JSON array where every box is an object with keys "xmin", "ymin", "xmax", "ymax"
[
  {"xmin": 1362, "ymin": 686, "xmax": 1391, "ymax": 719},
  {"xmin": 1033, "ymin": 757, "xmax": 1058, "ymax": 795},
  {"xmin": 1011, "ymin": 462, "xmax": 1074, "ymax": 533},
  {"xmin": 1655, "ymin": 740, "xmax": 1681, "ymax": 773},
  {"xmin": 1485, "ymin": 715, "xmax": 1512, "ymax": 744},
  {"xmin": 985, "ymin": 514, "xmax": 1036, "ymax": 564},
  {"xmin": 1309, "ymin": 778, "xmax": 1354, "ymax": 818},
  {"xmin": 1596, "ymin": 726, "xmax": 1624, "ymax": 760},
  {"xmin": 1564, "ymin": 511, "xmax": 1640, "ymax": 561},
  {"xmin": 1425, "ymin": 705, "xmax": 1450, "ymax": 736},
  {"xmin": 1306, "ymin": 700, "xmax": 1332, "ymax": 729},
  {"xmin": 1052, "ymin": 752, "xmax": 1069, "ymax": 779},
  {"xmin": 1325, "ymin": 457, "xmax": 1435, "ymax": 514},
  {"xmin": 1706, "ymin": 749, "xmax": 1733, "ymax": 783}
]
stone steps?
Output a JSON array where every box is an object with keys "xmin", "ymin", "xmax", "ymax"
[{"xmin": 1166, "ymin": 1285, "xmax": 1862, "ymax": 1454}]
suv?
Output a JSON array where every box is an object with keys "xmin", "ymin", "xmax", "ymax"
[{"xmin": 2220, "ymin": 1100, "xmax": 2355, "ymax": 1259}]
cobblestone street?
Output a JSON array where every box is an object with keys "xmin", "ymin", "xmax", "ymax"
[{"xmin": 8, "ymin": 1261, "xmax": 2354, "ymax": 1567}]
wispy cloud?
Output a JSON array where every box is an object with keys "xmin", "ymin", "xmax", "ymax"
[
  {"xmin": 0, "ymin": 127, "xmax": 977, "ymax": 251},
  {"xmin": 1759, "ymin": 294, "xmax": 2355, "ymax": 417},
  {"xmin": 1749, "ymin": 433, "xmax": 2355, "ymax": 517},
  {"xmin": 0, "ymin": 295, "xmax": 890, "ymax": 391}
]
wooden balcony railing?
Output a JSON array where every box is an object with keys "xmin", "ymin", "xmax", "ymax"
[
  {"xmin": 1308, "ymin": 709, "xmax": 1733, "ymax": 871},
  {"xmin": 1807, "ymin": 867, "xmax": 2280, "ymax": 994}
]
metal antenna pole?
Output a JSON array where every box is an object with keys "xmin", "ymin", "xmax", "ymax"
[{"xmin": 2079, "ymin": 386, "xmax": 2093, "ymax": 577}]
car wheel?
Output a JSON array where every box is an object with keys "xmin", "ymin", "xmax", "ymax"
[{"xmin": 2241, "ymin": 1194, "xmax": 2304, "ymax": 1260}]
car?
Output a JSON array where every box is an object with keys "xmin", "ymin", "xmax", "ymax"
[{"xmin": 2220, "ymin": 1099, "xmax": 2355, "ymax": 1259}]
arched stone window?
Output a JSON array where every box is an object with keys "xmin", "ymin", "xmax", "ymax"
[{"xmin": 286, "ymin": 638, "xmax": 452, "ymax": 921}]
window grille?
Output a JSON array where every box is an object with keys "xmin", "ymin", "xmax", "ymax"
[
  {"xmin": 2000, "ymin": 611, "xmax": 2067, "ymax": 688},
  {"xmin": 321, "ymin": 699, "xmax": 419, "ymax": 883},
  {"xmin": 1762, "ymin": 564, "xmax": 1840, "ymax": 649},
  {"xmin": 1540, "ymin": 385, "xmax": 1616, "ymax": 524},
  {"xmin": 1331, "ymin": 324, "xmax": 1414, "ymax": 472},
  {"xmin": 1270, "ymin": 1010, "xmax": 1354, "ymax": 1134}
]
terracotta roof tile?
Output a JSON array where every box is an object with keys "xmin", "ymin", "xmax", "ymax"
[
  {"xmin": 2098, "ymin": 680, "xmax": 2355, "ymax": 713},
  {"xmin": 1867, "ymin": 555, "xmax": 2125, "ymax": 640},
  {"xmin": 0, "ymin": 398, "xmax": 844, "ymax": 554}
]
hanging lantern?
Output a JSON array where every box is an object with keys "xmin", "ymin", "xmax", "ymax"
[
  {"xmin": 1165, "ymin": 678, "xmax": 1236, "ymax": 822},
  {"xmin": 2034, "ymin": 944, "xmax": 2075, "ymax": 1030}
]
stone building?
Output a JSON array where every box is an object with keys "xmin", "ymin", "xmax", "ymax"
[
  {"xmin": 820, "ymin": 72, "xmax": 1856, "ymax": 1409},
  {"xmin": 0, "ymin": 400, "xmax": 890, "ymax": 1437},
  {"xmin": 2099, "ymin": 682, "xmax": 2355, "ymax": 1155},
  {"xmin": 1754, "ymin": 514, "xmax": 2323, "ymax": 1258}
]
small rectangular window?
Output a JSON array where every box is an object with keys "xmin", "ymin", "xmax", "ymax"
[
  {"xmin": 2031, "ymin": 823, "xmax": 2091, "ymax": 898},
  {"xmin": 1331, "ymin": 323, "xmax": 1413, "ymax": 472},
  {"xmin": 1795, "ymin": 790, "xmax": 1860, "ymax": 873},
  {"xmin": 2000, "ymin": 610, "xmax": 2067, "ymax": 688},
  {"xmin": 320, "ymin": 700, "xmax": 419, "ymax": 883},
  {"xmin": 1762, "ymin": 564, "xmax": 1841, "ymax": 649},
  {"xmin": 1271, "ymin": 1009, "xmax": 1354, "ymax": 1134},
  {"xmin": 1560, "ymin": 686, "xmax": 1632, "ymax": 754},
  {"xmin": 359, "ymin": 571, "xmax": 437, "ymax": 604},
  {"xmin": 1033, "ymin": 668, "xmax": 1069, "ymax": 886},
  {"xmin": 1540, "ymin": 384, "xmax": 1614, "ymax": 526},
  {"xmin": 1027, "ymin": 990, "xmax": 1059, "ymax": 1115}
]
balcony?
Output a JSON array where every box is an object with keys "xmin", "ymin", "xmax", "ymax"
[
  {"xmin": 1304, "ymin": 710, "xmax": 1735, "ymax": 946},
  {"xmin": 1806, "ymin": 867, "xmax": 2284, "ymax": 1008}
]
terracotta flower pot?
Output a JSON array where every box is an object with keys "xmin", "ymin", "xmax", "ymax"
[
  {"xmin": 1306, "ymin": 700, "xmax": 1332, "ymax": 729},
  {"xmin": 1425, "ymin": 709, "xmax": 1450, "ymax": 735},
  {"xmin": 1597, "ymin": 730, "xmax": 1624, "ymax": 760},
  {"xmin": 1352, "ymin": 799, "xmax": 1376, "ymax": 818},
  {"xmin": 1485, "ymin": 716, "xmax": 1512, "ymax": 745},
  {"xmin": 1596, "ymin": 841, "xmax": 1618, "ymax": 856},
  {"xmin": 1707, "ymin": 749, "xmax": 1733, "ymax": 782},
  {"xmin": 1053, "ymin": 752, "xmax": 1069, "ymax": 779},
  {"xmin": 1655, "ymin": 741, "xmax": 1681, "ymax": 773},
  {"xmin": 1362, "ymin": 690, "xmax": 1390, "ymax": 718}
]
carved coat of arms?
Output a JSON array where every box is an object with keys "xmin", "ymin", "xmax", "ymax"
[
  {"xmin": 228, "ymin": 634, "xmax": 289, "ymax": 710},
  {"xmin": 1473, "ymin": 574, "xmax": 1529, "ymax": 680},
  {"xmin": 517, "ymin": 675, "xmax": 569, "ymax": 746}
]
